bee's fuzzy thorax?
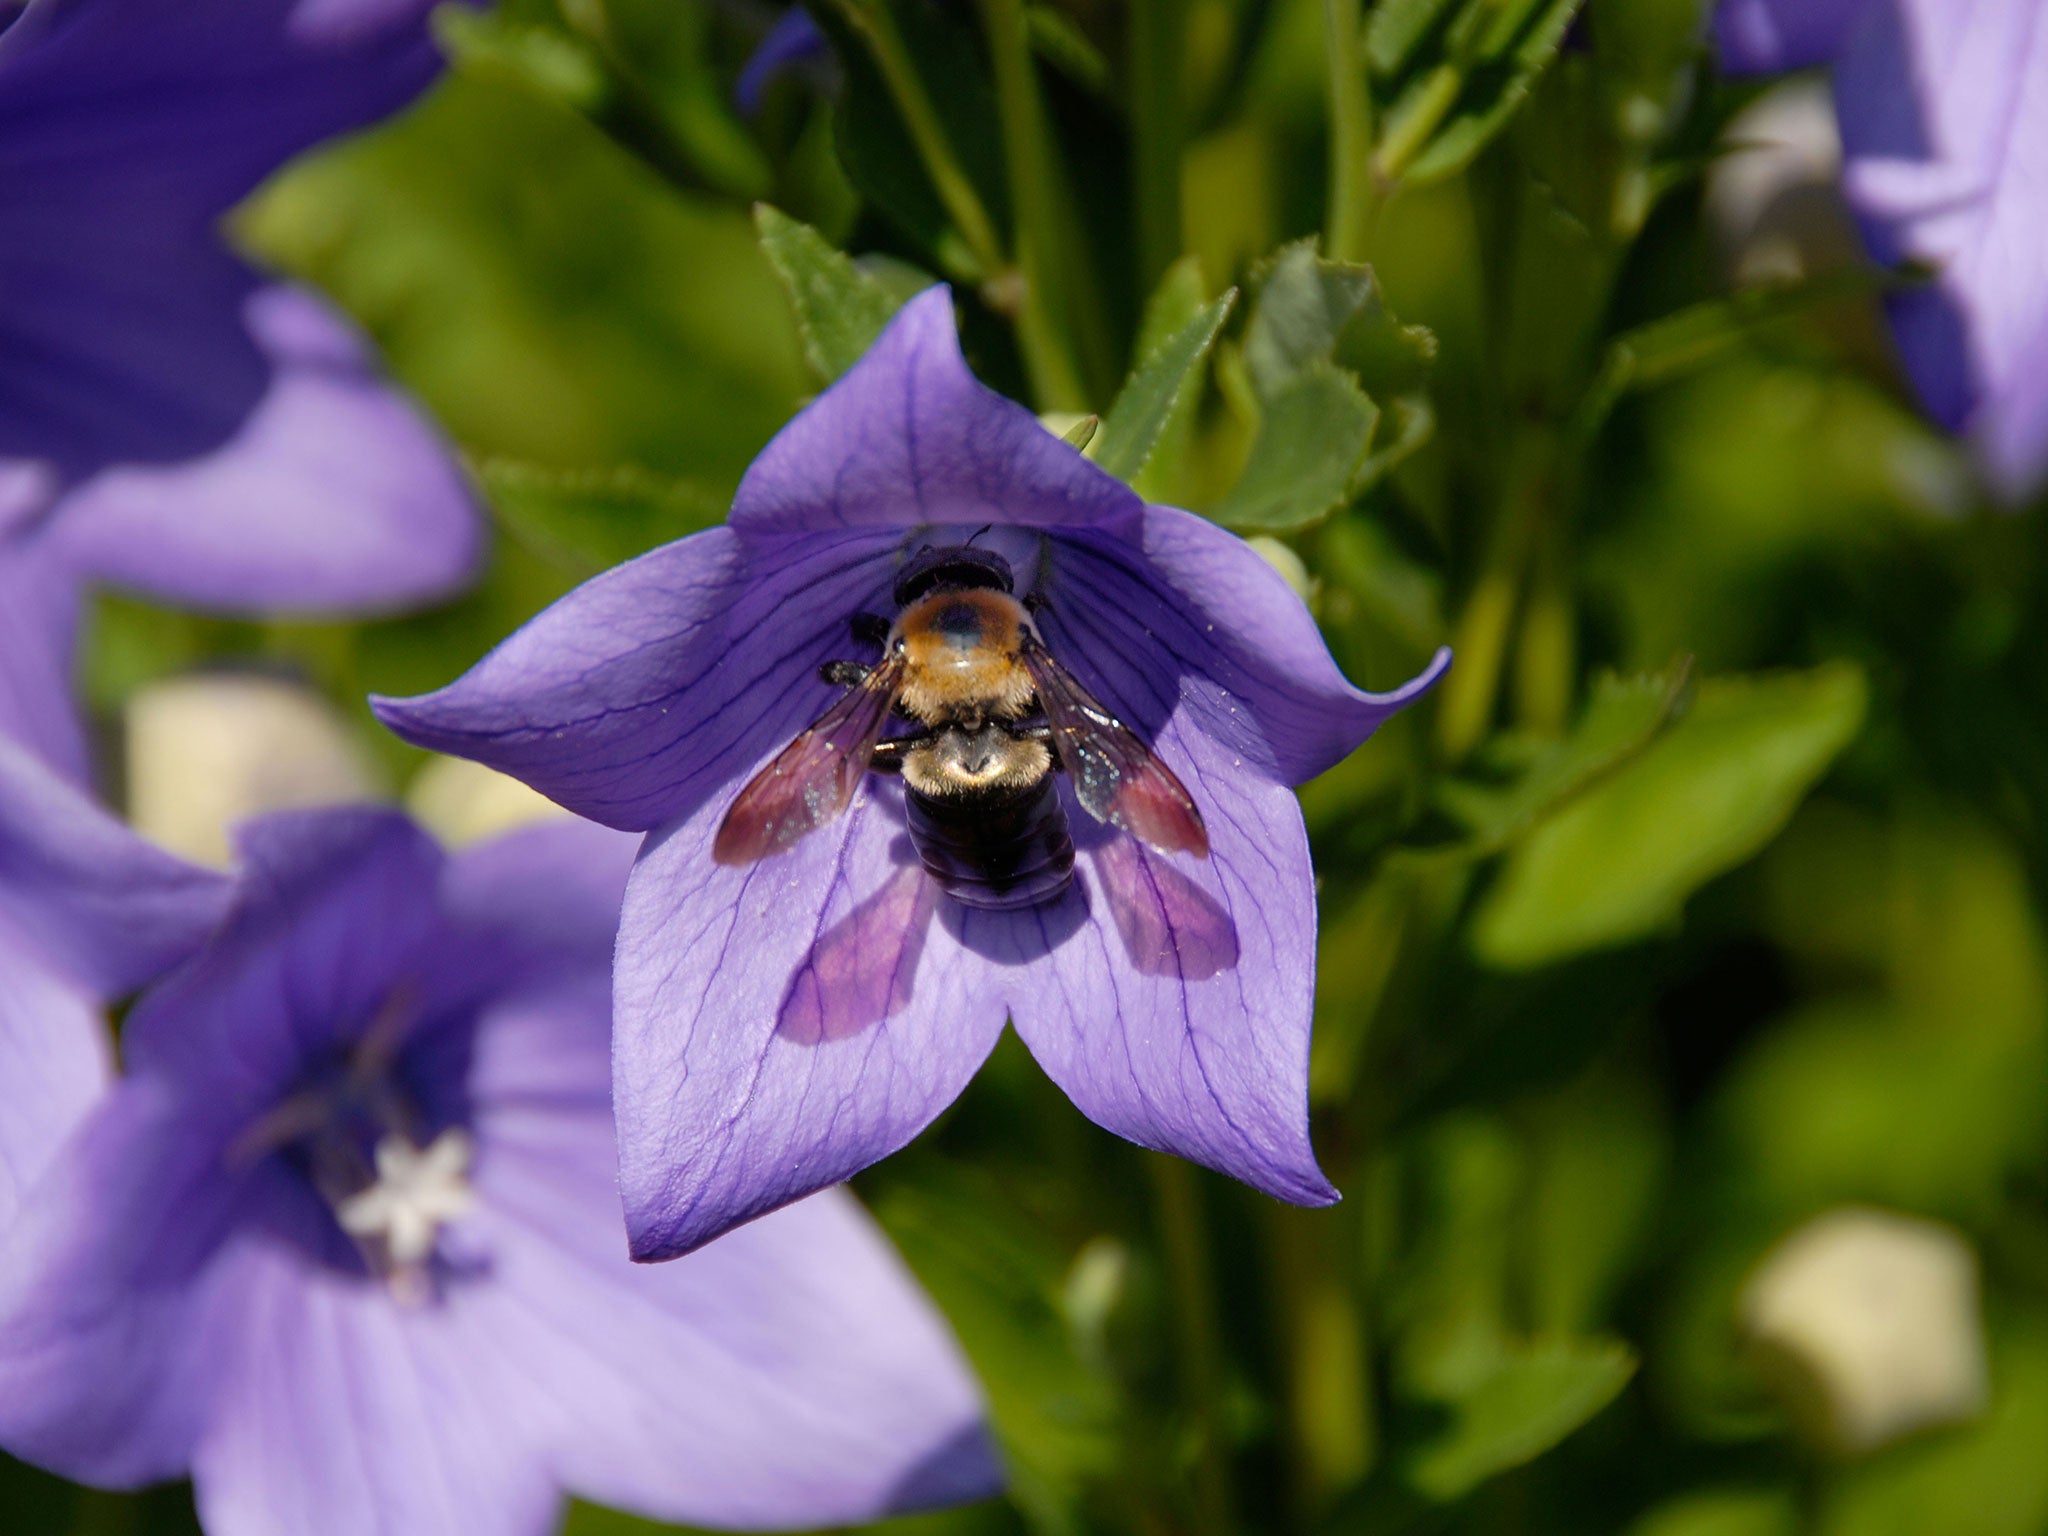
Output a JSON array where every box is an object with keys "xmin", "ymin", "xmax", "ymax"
[{"xmin": 891, "ymin": 587, "xmax": 1037, "ymax": 724}]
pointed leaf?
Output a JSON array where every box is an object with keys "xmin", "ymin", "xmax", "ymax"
[
  {"xmin": 1095, "ymin": 291, "xmax": 1236, "ymax": 482},
  {"xmin": 1471, "ymin": 664, "xmax": 1868, "ymax": 968},
  {"xmin": 1212, "ymin": 361, "xmax": 1378, "ymax": 531},
  {"xmin": 754, "ymin": 205, "xmax": 911, "ymax": 382},
  {"xmin": 1408, "ymin": 1337, "xmax": 1637, "ymax": 1500}
]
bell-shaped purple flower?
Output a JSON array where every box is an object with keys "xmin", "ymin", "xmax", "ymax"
[
  {"xmin": 1715, "ymin": 0, "xmax": 2048, "ymax": 501},
  {"xmin": 0, "ymin": 733, "xmax": 232, "ymax": 1226},
  {"xmin": 375, "ymin": 288, "xmax": 1449, "ymax": 1260},
  {"xmin": 0, "ymin": 0, "xmax": 485, "ymax": 780},
  {"xmin": 0, "ymin": 806, "xmax": 999, "ymax": 1533}
]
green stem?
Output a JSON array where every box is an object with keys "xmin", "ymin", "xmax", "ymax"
[
  {"xmin": 1373, "ymin": 62, "xmax": 1460, "ymax": 185},
  {"xmin": 1323, "ymin": 0, "xmax": 1377, "ymax": 262},
  {"xmin": 978, "ymin": 0, "xmax": 1089, "ymax": 410},
  {"xmin": 1436, "ymin": 431, "xmax": 1554, "ymax": 760},
  {"xmin": 821, "ymin": 0, "xmax": 1007, "ymax": 280},
  {"xmin": 1513, "ymin": 537, "xmax": 1575, "ymax": 736},
  {"xmin": 1266, "ymin": 1204, "xmax": 1375, "ymax": 1527},
  {"xmin": 1129, "ymin": 0, "xmax": 1188, "ymax": 294},
  {"xmin": 1150, "ymin": 1155, "xmax": 1236, "ymax": 1536}
]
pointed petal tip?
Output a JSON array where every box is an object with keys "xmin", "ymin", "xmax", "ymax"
[{"xmin": 883, "ymin": 1421, "xmax": 1008, "ymax": 1514}]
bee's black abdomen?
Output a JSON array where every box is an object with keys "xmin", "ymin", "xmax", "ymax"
[{"xmin": 905, "ymin": 777, "xmax": 1074, "ymax": 911}]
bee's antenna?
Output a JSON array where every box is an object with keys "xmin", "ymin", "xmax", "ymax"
[{"xmin": 966, "ymin": 523, "xmax": 993, "ymax": 547}]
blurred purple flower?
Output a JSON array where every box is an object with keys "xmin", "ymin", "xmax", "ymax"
[
  {"xmin": 0, "ymin": 806, "xmax": 999, "ymax": 1533},
  {"xmin": 734, "ymin": 6, "xmax": 832, "ymax": 114},
  {"xmin": 0, "ymin": 733, "xmax": 231, "ymax": 1229},
  {"xmin": 0, "ymin": 0, "xmax": 485, "ymax": 780},
  {"xmin": 376, "ymin": 288, "xmax": 1449, "ymax": 1259},
  {"xmin": 1715, "ymin": 0, "xmax": 2048, "ymax": 501}
]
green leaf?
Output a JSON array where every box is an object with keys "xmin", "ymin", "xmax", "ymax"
[
  {"xmin": 476, "ymin": 458, "xmax": 728, "ymax": 576},
  {"xmin": 1211, "ymin": 361, "xmax": 1379, "ymax": 531},
  {"xmin": 1094, "ymin": 291, "xmax": 1236, "ymax": 483},
  {"xmin": 869, "ymin": 1167, "xmax": 1122, "ymax": 1533},
  {"xmin": 237, "ymin": 68, "xmax": 807, "ymax": 491},
  {"xmin": 813, "ymin": 0, "xmax": 1007, "ymax": 276},
  {"xmin": 1243, "ymin": 242, "xmax": 1378, "ymax": 395},
  {"xmin": 1365, "ymin": 0, "xmax": 1462, "ymax": 79},
  {"xmin": 1470, "ymin": 664, "xmax": 1868, "ymax": 968},
  {"xmin": 1371, "ymin": 0, "xmax": 1586, "ymax": 187},
  {"xmin": 1435, "ymin": 659, "xmax": 1696, "ymax": 855},
  {"xmin": 1627, "ymin": 1490, "xmax": 1800, "ymax": 1536},
  {"xmin": 753, "ymin": 204, "xmax": 910, "ymax": 382},
  {"xmin": 1214, "ymin": 242, "xmax": 1438, "ymax": 521},
  {"xmin": 1406, "ymin": 1336, "xmax": 1637, "ymax": 1500}
]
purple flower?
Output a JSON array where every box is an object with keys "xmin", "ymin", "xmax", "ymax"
[
  {"xmin": 375, "ymin": 288, "xmax": 1449, "ymax": 1260},
  {"xmin": 734, "ymin": 7, "xmax": 832, "ymax": 115},
  {"xmin": 0, "ymin": 0, "xmax": 485, "ymax": 779},
  {"xmin": 1715, "ymin": 0, "xmax": 2048, "ymax": 501},
  {"xmin": 0, "ymin": 732, "xmax": 231, "ymax": 1228},
  {"xmin": 0, "ymin": 805, "xmax": 999, "ymax": 1532}
]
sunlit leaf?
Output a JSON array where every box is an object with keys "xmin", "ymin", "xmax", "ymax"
[
  {"xmin": 1471, "ymin": 664, "xmax": 1867, "ymax": 967},
  {"xmin": 755, "ymin": 204, "xmax": 911, "ymax": 382},
  {"xmin": 1211, "ymin": 361, "xmax": 1378, "ymax": 531},
  {"xmin": 1406, "ymin": 1335, "xmax": 1637, "ymax": 1500},
  {"xmin": 1436, "ymin": 659, "xmax": 1696, "ymax": 854},
  {"xmin": 1095, "ymin": 291, "xmax": 1235, "ymax": 483},
  {"xmin": 1627, "ymin": 1489, "xmax": 1800, "ymax": 1536}
]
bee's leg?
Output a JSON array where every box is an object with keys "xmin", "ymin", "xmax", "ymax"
[
  {"xmin": 850, "ymin": 612, "xmax": 892, "ymax": 648},
  {"xmin": 1015, "ymin": 721, "xmax": 1062, "ymax": 767},
  {"xmin": 819, "ymin": 659, "xmax": 871, "ymax": 689},
  {"xmin": 868, "ymin": 733, "xmax": 935, "ymax": 773},
  {"xmin": 1021, "ymin": 591, "xmax": 1052, "ymax": 618}
]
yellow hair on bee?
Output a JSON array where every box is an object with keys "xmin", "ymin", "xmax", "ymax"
[{"xmin": 891, "ymin": 588, "xmax": 1037, "ymax": 724}]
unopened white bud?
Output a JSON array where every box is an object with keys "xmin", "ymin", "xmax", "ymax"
[
  {"xmin": 406, "ymin": 755, "xmax": 567, "ymax": 848},
  {"xmin": 125, "ymin": 674, "xmax": 379, "ymax": 869},
  {"xmin": 1740, "ymin": 1207, "xmax": 1988, "ymax": 1456}
]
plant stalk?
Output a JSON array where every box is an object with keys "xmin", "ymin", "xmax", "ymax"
[
  {"xmin": 1150, "ymin": 1155, "xmax": 1236, "ymax": 1536},
  {"xmin": 1129, "ymin": 0, "xmax": 1188, "ymax": 294},
  {"xmin": 1323, "ymin": 0, "xmax": 1377, "ymax": 262},
  {"xmin": 978, "ymin": 0, "xmax": 1089, "ymax": 409}
]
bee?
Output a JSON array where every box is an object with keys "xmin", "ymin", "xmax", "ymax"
[{"xmin": 713, "ymin": 544, "xmax": 1208, "ymax": 911}]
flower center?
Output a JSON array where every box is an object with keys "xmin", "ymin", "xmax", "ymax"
[{"xmin": 226, "ymin": 990, "xmax": 475, "ymax": 1303}]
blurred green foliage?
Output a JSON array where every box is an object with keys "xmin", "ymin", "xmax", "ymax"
[{"xmin": 16, "ymin": 0, "xmax": 2048, "ymax": 1531}]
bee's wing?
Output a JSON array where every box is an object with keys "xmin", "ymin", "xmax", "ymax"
[
  {"xmin": 1021, "ymin": 640, "xmax": 1209, "ymax": 858},
  {"xmin": 713, "ymin": 655, "xmax": 905, "ymax": 865}
]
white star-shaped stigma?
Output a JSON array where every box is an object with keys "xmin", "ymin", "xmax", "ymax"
[{"xmin": 336, "ymin": 1128, "xmax": 477, "ymax": 1274}]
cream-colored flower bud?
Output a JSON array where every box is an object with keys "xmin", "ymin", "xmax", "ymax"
[
  {"xmin": 125, "ymin": 674, "xmax": 379, "ymax": 870},
  {"xmin": 406, "ymin": 755, "xmax": 567, "ymax": 848},
  {"xmin": 1740, "ymin": 1207, "xmax": 1988, "ymax": 1456}
]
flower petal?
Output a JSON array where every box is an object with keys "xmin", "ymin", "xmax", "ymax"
[
  {"xmin": 1715, "ymin": 0, "xmax": 1873, "ymax": 72},
  {"xmin": 0, "ymin": 933, "xmax": 109, "ymax": 1230},
  {"xmin": 997, "ymin": 719, "xmax": 1337, "ymax": 1205},
  {"xmin": 189, "ymin": 1243, "xmax": 560, "ymax": 1536},
  {"xmin": 734, "ymin": 7, "xmax": 831, "ymax": 114},
  {"xmin": 0, "ymin": 537, "xmax": 87, "ymax": 784},
  {"xmin": 46, "ymin": 286, "xmax": 483, "ymax": 612},
  {"xmin": 375, "ymin": 526, "xmax": 903, "ymax": 831},
  {"xmin": 439, "ymin": 817, "xmax": 640, "ymax": 978},
  {"xmin": 0, "ymin": 732, "xmax": 230, "ymax": 996},
  {"xmin": 0, "ymin": 0, "xmax": 446, "ymax": 489},
  {"xmin": 613, "ymin": 781, "xmax": 1008, "ymax": 1259},
  {"xmin": 469, "ymin": 992, "xmax": 1000, "ymax": 1526},
  {"xmin": 1044, "ymin": 507, "xmax": 1449, "ymax": 786},
  {"xmin": 1831, "ymin": 0, "xmax": 2048, "ymax": 500},
  {"xmin": 118, "ymin": 809, "xmax": 443, "ymax": 1121},
  {"xmin": 0, "ymin": 1078, "xmax": 259, "ymax": 1485},
  {"xmin": 731, "ymin": 287, "xmax": 1141, "ymax": 537}
]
